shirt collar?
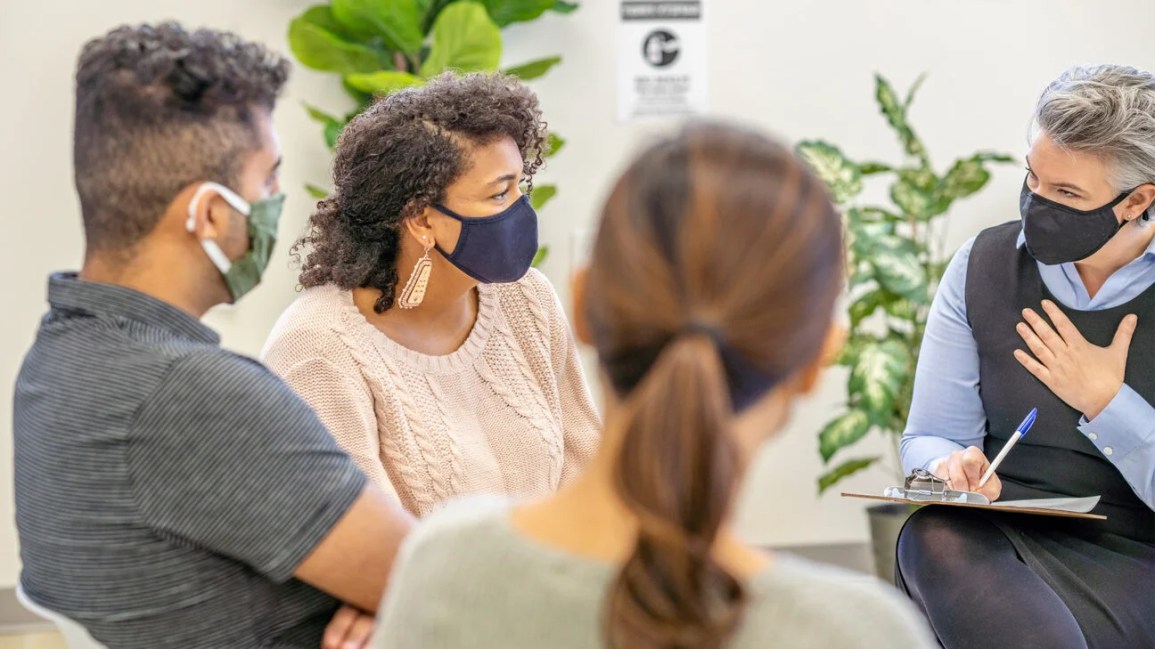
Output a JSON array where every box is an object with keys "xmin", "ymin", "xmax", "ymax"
[{"xmin": 46, "ymin": 272, "xmax": 220, "ymax": 345}]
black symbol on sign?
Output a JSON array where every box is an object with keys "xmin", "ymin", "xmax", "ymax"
[{"xmin": 642, "ymin": 30, "xmax": 679, "ymax": 68}]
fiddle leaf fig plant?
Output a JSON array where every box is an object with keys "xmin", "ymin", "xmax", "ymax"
[
  {"xmin": 288, "ymin": 0, "xmax": 576, "ymax": 265},
  {"xmin": 797, "ymin": 74, "xmax": 1013, "ymax": 494}
]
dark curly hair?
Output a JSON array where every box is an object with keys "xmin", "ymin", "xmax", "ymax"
[
  {"xmin": 74, "ymin": 22, "xmax": 289, "ymax": 254},
  {"xmin": 294, "ymin": 72, "xmax": 548, "ymax": 313}
]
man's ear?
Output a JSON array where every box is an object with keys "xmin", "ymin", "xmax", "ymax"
[
  {"xmin": 570, "ymin": 266, "xmax": 593, "ymax": 345},
  {"xmin": 183, "ymin": 183, "xmax": 237, "ymax": 243}
]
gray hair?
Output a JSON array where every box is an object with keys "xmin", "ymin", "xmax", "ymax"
[{"xmin": 1032, "ymin": 64, "xmax": 1155, "ymax": 219}]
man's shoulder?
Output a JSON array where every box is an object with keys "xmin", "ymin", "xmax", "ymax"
[
  {"xmin": 142, "ymin": 347, "xmax": 310, "ymax": 423},
  {"xmin": 23, "ymin": 303, "xmax": 222, "ymax": 382},
  {"xmin": 164, "ymin": 346, "xmax": 277, "ymax": 384}
]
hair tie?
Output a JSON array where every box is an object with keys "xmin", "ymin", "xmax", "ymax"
[
  {"xmin": 675, "ymin": 319, "xmax": 782, "ymax": 411},
  {"xmin": 682, "ymin": 319, "xmax": 725, "ymax": 345}
]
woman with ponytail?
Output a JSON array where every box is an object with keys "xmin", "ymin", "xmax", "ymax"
[{"xmin": 373, "ymin": 121, "xmax": 934, "ymax": 649}]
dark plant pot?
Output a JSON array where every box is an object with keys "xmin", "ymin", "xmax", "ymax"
[{"xmin": 867, "ymin": 503, "xmax": 917, "ymax": 584}]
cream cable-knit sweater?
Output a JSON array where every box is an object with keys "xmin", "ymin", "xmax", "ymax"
[{"xmin": 261, "ymin": 269, "xmax": 602, "ymax": 517}]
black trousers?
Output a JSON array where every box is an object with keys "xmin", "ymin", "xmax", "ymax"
[{"xmin": 895, "ymin": 507, "xmax": 1155, "ymax": 649}]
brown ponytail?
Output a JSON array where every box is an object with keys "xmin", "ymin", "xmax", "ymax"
[
  {"xmin": 606, "ymin": 333, "xmax": 744, "ymax": 649},
  {"xmin": 585, "ymin": 121, "xmax": 844, "ymax": 649}
]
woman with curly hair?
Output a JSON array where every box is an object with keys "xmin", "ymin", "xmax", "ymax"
[{"xmin": 262, "ymin": 72, "xmax": 600, "ymax": 517}]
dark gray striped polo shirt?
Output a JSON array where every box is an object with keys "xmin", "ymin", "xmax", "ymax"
[{"xmin": 13, "ymin": 273, "xmax": 368, "ymax": 648}]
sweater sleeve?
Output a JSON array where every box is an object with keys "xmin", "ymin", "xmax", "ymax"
[
  {"xmin": 263, "ymin": 321, "xmax": 402, "ymax": 506},
  {"xmin": 528, "ymin": 270, "xmax": 602, "ymax": 484}
]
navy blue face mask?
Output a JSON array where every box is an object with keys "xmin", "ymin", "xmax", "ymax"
[{"xmin": 433, "ymin": 195, "xmax": 539, "ymax": 284}]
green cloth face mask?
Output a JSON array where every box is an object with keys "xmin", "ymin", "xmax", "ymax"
[{"xmin": 185, "ymin": 182, "xmax": 285, "ymax": 302}]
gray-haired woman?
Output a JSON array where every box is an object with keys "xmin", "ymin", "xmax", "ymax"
[{"xmin": 897, "ymin": 64, "xmax": 1155, "ymax": 647}]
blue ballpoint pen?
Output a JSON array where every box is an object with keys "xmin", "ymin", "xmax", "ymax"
[{"xmin": 979, "ymin": 408, "xmax": 1038, "ymax": 487}]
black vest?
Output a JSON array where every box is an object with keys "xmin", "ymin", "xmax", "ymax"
[{"xmin": 966, "ymin": 222, "xmax": 1155, "ymax": 542}]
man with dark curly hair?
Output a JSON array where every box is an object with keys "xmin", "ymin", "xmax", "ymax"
[
  {"xmin": 13, "ymin": 22, "xmax": 411, "ymax": 648},
  {"xmin": 262, "ymin": 73, "xmax": 601, "ymax": 520}
]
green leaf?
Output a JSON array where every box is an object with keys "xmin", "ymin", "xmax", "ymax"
[
  {"xmin": 324, "ymin": 123, "xmax": 344, "ymax": 149},
  {"xmin": 868, "ymin": 232, "xmax": 919, "ymax": 256},
  {"xmin": 851, "ymin": 219, "xmax": 896, "ymax": 239},
  {"xmin": 849, "ymin": 288, "xmax": 884, "ymax": 327},
  {"xmin": 344, "ymin": 70, "xmax": 423, "ymax": 95},
  {"xmin": 875, "ymin": 74, "xmax": 928, "ymax": 164},
  {"xmin": 859, "ymin": 161, "xmax": 893, "ymax": 175},
  {"xmin": 904, "ymin": 72, "xmax": 928, "ymax": 110},
  {"xmin": 304, "ymin": 104, "xmax": 346, "ymax": 149},
  {"xmin": 875, "ymin": 75, "xmax": 904, "ymax": 134},
  {"xmin": 419, "ymin": 0, "xmax": 454, "ymax": 33},
  {"xmin": 869, "ymin": 235, "xmax": 927, "ymax": 300},
  {"xmin": 819, "ymin": 457, "xmax": 880, "ymax": 493},
  {"xmin": 332, "ymin": 0, "xmax": 425, "ymax": 54},
  {"xmin": 343, "ymin": 80, "xmax": 375, "ymax": 106},
  {"xmin": 421, "ymin": 2, "xmax": 503, "ymax": 76},
  {"xmin": 836, "ymin": 335, "xmax": 870, "ymax": 366},
  {"xmin": 856, "ymin": 206, "xmax": 903, "ymax": 223},
  {"xmin": 819, "ymin": 410, "xmax": 872, "ymax": 463},
  {"xmin": 848, "ymin": 264, "xmax": 875, "ymax": 290},
  {"xmin": 483, "ymin": 0, "xmax": 556, "ymax": 26},
  {"xmin": 530, "ymin": 184, "xmax": 558, "ymax": 210},
  {"xmin": 938, "ymin": 155, "xmax": 993, "ymax": 202},
  {"xmin": 288, "ymin": 6, "xmax": 385, "ymax": 74},
  {"xmin": 883, "ymin": 295, "xmax": 918, "ymax": 320},
  {"xmin": 795, "ymin": 141, "xmax": 863, "ymax": 204},
  {"xmin": 532, "ymin": 245, "xmax": 549, "ymax": 267},
  {"xmin": 503, "ymin": 56, "xmax": 562, "ymax": 81},
  {"xmin": 305, "ymin": 184, "xmax": 330, "ymax": 199},
  {"xmin": 850, "ymin": 339, "xmax": 912, "ymax": 421},
  {"xmin": 552, "ymin": 0, "xmax": 579, "ymax": 13},
  {"xmin": 298, "ymin": 4, "xmax": 358, "ymax": 38},
  {"xmin": 974, "ymin": 151, "xmax": 1014, "ymax": 164},
  {"xmin": 890, "ymin": 175, "xmax": 935, "ymax": 218},
  {"xmin": 845, "ymin": 206, "xmax": 869, "ymax": 224},
  {"xmin": 546, "ymin": 132, "xmax": 566, "ymax": 157},
  {"xmin": 304, "ymin": 104, "xmax": 340, "ymax": 125},
  {"xmin": 849, "ymin": 219, "xmax": 896, "ymax": 257},
  {"xmin": 899, "ymin": 167, "xmax": 937, "ymax": 193}
]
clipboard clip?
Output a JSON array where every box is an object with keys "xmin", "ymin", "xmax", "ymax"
[{"xmin": 882, "ymin": 468, "xmax": 991, "ymax": 505}]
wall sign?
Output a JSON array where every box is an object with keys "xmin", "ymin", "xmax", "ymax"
[{"xmin": 617, "ymin": 0, "xmax": 708, "ymax": 121}]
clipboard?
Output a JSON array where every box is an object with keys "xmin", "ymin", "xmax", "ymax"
[{"xmin": 841, "ymin": 469, "xmax": 1107, "ymax": 521}]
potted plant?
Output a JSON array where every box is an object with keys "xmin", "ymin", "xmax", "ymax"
[
  {"xmin": 796, "ymin": 74, "xmax": 1011, "ymax": 581},
  {"xmin": 286, "ymin": 0, "xmax": 575, "ymax": 266}
]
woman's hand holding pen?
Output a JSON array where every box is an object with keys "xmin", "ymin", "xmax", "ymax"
[{"xmin": 931, "ymin": 446, "xmax": 1003, "ymax": 502}]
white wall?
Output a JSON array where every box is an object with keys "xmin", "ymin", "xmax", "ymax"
[{"xmin": 1, "ymin": 0, "xmax": 1152, "ymax": 587}]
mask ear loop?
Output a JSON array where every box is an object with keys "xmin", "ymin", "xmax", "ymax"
[
  {"xmin": 185, "ymin": 182, "xmax": 253, "ymax": 274},
  {"xmin": 185, "ymin": 182, "xmax": 252, "ymax": 232},
  {"xmin": 1104, "ymin": 186, "xmax": 1148, "ymax": 229}
]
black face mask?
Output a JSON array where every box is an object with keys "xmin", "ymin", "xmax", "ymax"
[{"xmin": 1020, "ymin": 178, "xmax": 1134, "ymax": 265}]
